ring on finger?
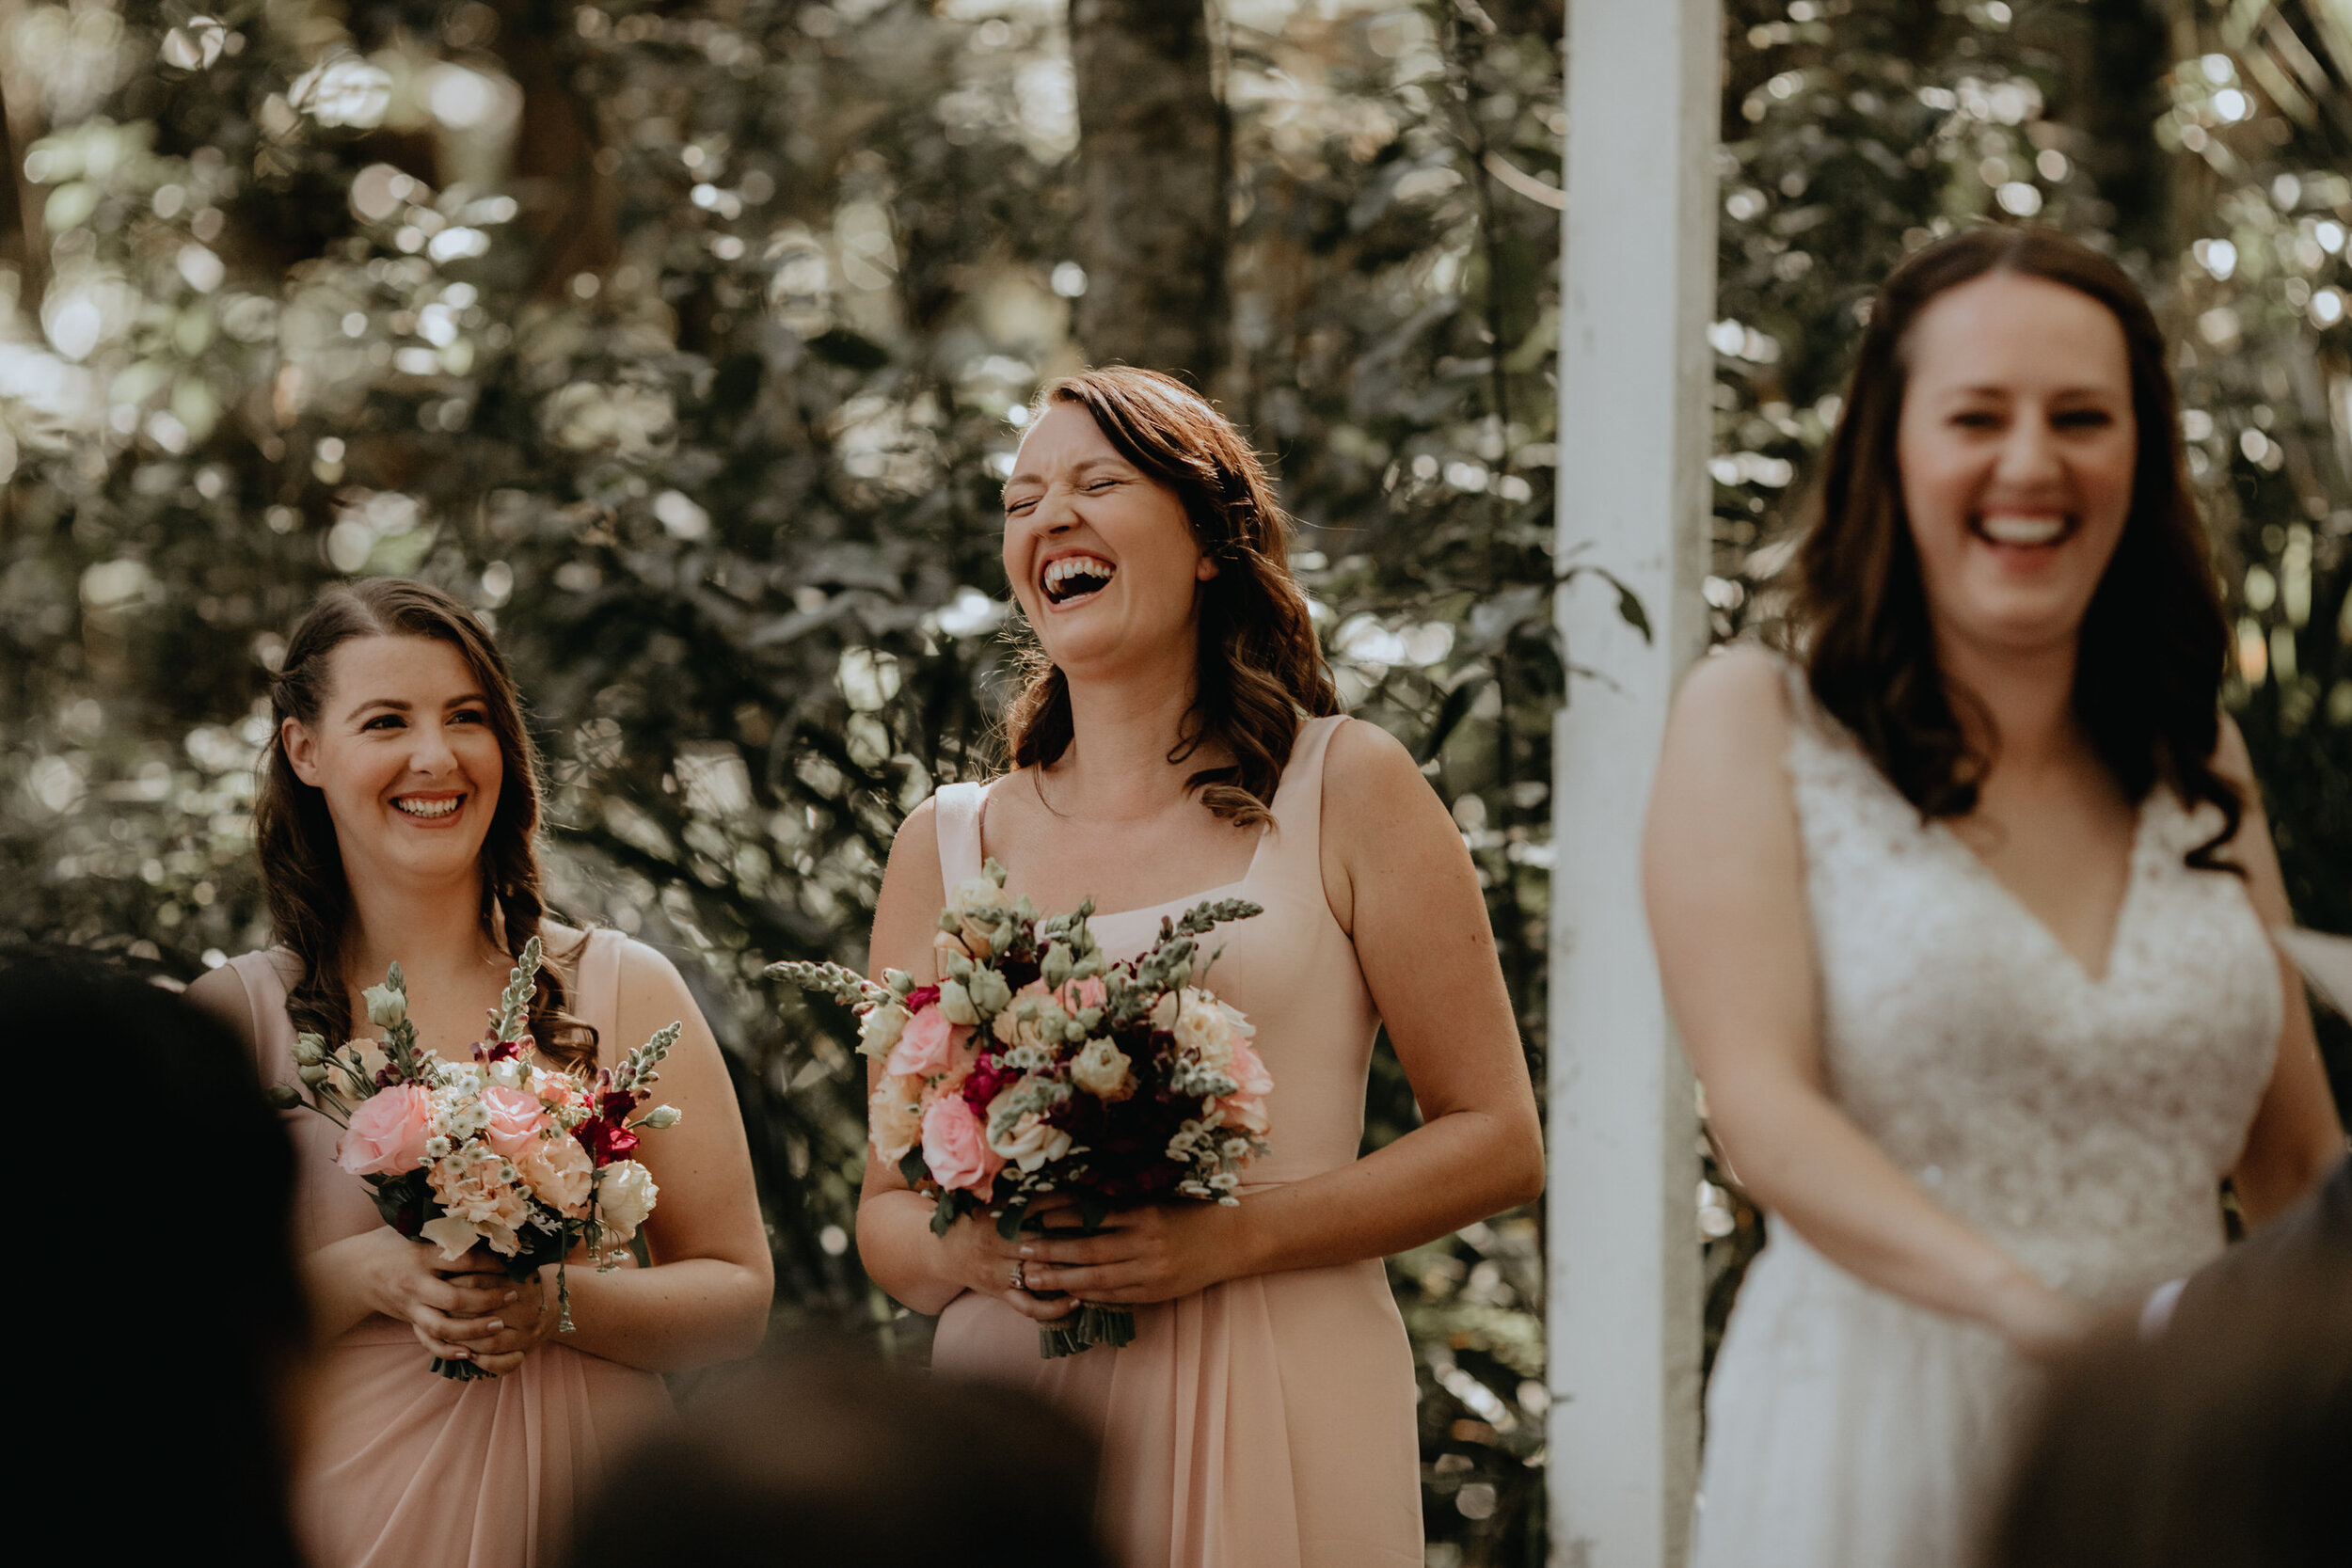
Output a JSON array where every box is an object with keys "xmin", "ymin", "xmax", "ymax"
[{"xmin": 1010, "ymin": 1259, "xmax": 1026, "ymax": 1291}]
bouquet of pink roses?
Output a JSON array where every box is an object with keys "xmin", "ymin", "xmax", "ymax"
[
  {"xmin": 271, "ymin": 937, "xmax": 682, "ymax": 1379},
  {"xmin": 771, "ymin": 861, "xmax": 1271, "ymax": 1358}
]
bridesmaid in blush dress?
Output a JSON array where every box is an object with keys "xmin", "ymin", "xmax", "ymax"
[
  {"xmin": 189, "ymin": 579, "xmax": 772, "ymax": 1568},
  {"xmin": 856, "ymin": 370, "xmax": 1546, "ymax": 1568}
]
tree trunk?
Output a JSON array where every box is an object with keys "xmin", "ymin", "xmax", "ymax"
[{"xmin": 1067, "ymin": 0, "xmax": 1229, "ymax": 390}]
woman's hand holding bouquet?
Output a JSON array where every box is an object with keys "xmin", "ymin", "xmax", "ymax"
[
  {"xmin": 773, "ymin": 862, "xmax": 1271, "ymax": 1357},
  {"xmin": 273, "ymin": 937, "xmax": 684, "ymax": 1379}
]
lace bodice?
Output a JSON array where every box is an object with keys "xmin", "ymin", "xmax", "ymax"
[{"xmin": 1781, "ymin": 673, "xmax": 2282, "ymax": 1303}]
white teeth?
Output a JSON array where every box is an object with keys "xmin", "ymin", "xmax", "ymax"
[
  {"xmin": 1979, "ymin": 514, "xmax": 2067, "ymax": 546},
  {"xmin": 393, "ymin": 797, "xmax": 460, "ymax": 818},
  {"xmin": 1043, "ymin": 556, "xmax": 1115, "ymax": 597}
]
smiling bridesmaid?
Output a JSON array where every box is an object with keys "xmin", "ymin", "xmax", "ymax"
[
  {"xmin": 856, "ymin": 369, "xmax": 1546, "ymax": 1568},
  {"xmin": 190, "ymin": 578, "xmax": 771, "ymax": 1568}
]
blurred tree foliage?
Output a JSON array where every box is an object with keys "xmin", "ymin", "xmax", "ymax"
[{"xmin": 0, "ymin": 1, "xmax": 2344, "ymax": 1562}]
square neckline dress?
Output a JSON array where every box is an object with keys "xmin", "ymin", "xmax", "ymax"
[
  {"xmin": 925, "ymin": 715, "xmax": 1424, "ymax": 1568},
  {"xmin": 226, "ymin": 930, "xmax": 674, "ymax": 1568}
]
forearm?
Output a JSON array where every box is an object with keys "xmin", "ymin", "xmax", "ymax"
[
  {"xmin": 541, "ymin": 1254, "xmax": 771, "ymax": 1372},
  {"xmin": 303, "ymin": 1232, "xmax": 389, "ymax": 1342},
  {"xmin": 856, "ymin": 1187, "xmax": 968, "ymax": 1315},
  {"xmin": 1232, "ymin": 1107, "xmax": 1545, "ymax": 1278},
  {"xmin": 1714, "ymin": 1074, "xmax": 2052, "ymax": 1331}
]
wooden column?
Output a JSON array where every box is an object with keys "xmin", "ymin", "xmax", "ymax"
[{"xmin": 1547, "ymin": 2, "xmax": 1720, "ymax": 1565}]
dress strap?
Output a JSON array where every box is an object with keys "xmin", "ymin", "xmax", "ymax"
[
  {"xmin": 1262, "ymin": 714, "xmax": 1348, "ymax": 867},
  {"xmin": 933, "ymin": 779, "xmax": 988, "ymax": 887},
  {"xmin": 224, "ymin": 948, "xmax": 304, "ymax": 1085},
  {"xmin": 570, "ymin": 927, "xmax": 626, "ymax": 1065}
]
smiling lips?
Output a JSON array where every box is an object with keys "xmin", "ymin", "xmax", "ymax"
[
  {"xmin": 391, "ymin": 794, "xmax": 463, "ymax": 820},
  {"xmin": 1974, "ymin": 511, "xmax": 2072, "ymax": 548},
  {"xmin": 1042, "ymin": 554, "xmax": 1116, "ymax": 605}
]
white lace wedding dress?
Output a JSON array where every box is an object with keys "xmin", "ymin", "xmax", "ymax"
[{"xmin": 1687, "ymin": 668, "xmax": 2284, "ymax": 1568}]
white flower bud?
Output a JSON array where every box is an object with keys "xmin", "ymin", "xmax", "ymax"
[
  {"xmin": 361, "ymin": 981, "xmax": 407, "ymax": 1028},
  {"xmin": 639, "ymin": 1104, "xmax": 682, "ymax": 1131}
]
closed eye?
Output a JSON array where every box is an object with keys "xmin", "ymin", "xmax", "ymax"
[
  {"xmin": 2052, "ymin": 408, "xmax": 2114, "ymax": 430},
  {"xmin": 1951, "ymin": 411, "xmax": 2003, "ymax": 430}
]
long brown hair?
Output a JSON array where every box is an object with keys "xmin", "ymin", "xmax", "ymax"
[
  {"xmin": 1004, "ymin": 368, "xmax": 1339, "ymax": 825},
  {"xmin": 254, "ymin": 578, "xmax": 597, "ymax": 1068},
  {"xmin": 1793, "ymin": 227, "xmax": 2242, "ymax": 869}
]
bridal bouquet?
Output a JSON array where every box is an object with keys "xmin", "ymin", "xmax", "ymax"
[
  {"xmin": 271, "ymin": 937, "xmax": 682, "ymax": 1379},
  {"xmin": 771, "ymin": 862, "xmax": 1271, "ymax": 1358}
]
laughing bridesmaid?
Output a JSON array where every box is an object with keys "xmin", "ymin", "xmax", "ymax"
[{"xmin": 857, "ymin": 369, "xmax": 1546, "ymax": 1568}]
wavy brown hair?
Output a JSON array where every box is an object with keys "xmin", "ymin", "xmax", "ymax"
[
  {"xmin": 254, "ymin": 578, "xmax": 597, "ymax": 1069},
  {"xmin": 1793, "ymin": 227, "xmax": 2242, "ymax": 869},
  {"xmin": 1003, "ymin": 368, "xmax": 1339, "ymax": 826}
]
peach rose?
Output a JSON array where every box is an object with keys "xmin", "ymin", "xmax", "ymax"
[
  {"xmin": 1218, "ymin": 1038, "xmax": 1274, "ymax": 1137},
  {"xmin": 596, "ymin": 1159, "xmax": 659, "ymax": 1243},
  {"xmin": 1056, "ymin": 975, "xmax": 1108, "ymax": 1014},
  {"xmin": 885, "ymin": 1004, "xmax": 970, "ymax": 1080},
  {"xmin": 518, "ymin": 1132, "xmax": 596, "ymax": 1217},
  {"xmin": 481, "ymin": 1085, "xmax": 551, "ymax": 1159},
  {"xmin": 921, "ymin": 1095, "xmax": 1005, "ymax": 1194},
  {"xmin": 335, "ymin": 1085, "xmax": 435, "ymax": 1176},
  {"xmin": 868, "ymin": 1073, "xmax": 927, "ymax": 1166}
]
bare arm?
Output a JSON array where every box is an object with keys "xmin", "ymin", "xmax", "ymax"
[
  {"xmin": 1644, "ymin": 649, "xmax": 2089, "ymax": 1354},
  {"xmin": 527, "ymin": 941, "xmax": 774, "ymax": 1371},
  {"xmin": 2213, "ymin": 721, "xmax": 2346, "ymax": 1227},
  {"xmin": 1019, "ymin": 721, "xmax": 1546, "ymax": 1303}
]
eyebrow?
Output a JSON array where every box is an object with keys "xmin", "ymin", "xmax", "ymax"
[
  {"xmin": 344, "ymin": 693, "xmax": 492, "ymax": 721},
  {"xmin": 1004, "ymin": 455, "xmax": 1126, "ymax": 496},
  {"xmin": 1941, "ymin": 383, "xmax": 2120, "ymax": 400}
]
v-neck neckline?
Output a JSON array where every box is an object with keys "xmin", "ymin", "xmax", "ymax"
[{"xmin": 1926, "ymin": 798, "xmax": 2155, "ymax": 989}]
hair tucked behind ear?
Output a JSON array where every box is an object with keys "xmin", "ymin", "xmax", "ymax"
[
  {"xmin": 1003, "ymin": 369, "xmax": 1339, "ymax": 825},
  {"xmin": 254, "ymin": 578, "xmax": 599, "ymax": 1069},
  {"xmin": 1792, "ymin": 226, "xmax": 2243, "ymax": 872}
]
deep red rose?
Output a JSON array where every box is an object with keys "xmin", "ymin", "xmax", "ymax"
[
  {"xmin": 960, "ymin": 1053, "xmax": 1020, "ymax": 1115},
  {"xmin": 904, "ymin": 985, "xmax": 941, "ymax": 1014},
  {"xmin": 475, "ymin": 1036, "xmax": 529, "ymax": 1064},
  {"xmin": 576, "ymin": 1115, "xmax": 640, "ymax": 1166}
]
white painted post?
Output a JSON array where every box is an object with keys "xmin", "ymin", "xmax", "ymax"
[{"xmin": 1548, "ymin": 2, "xmax": 1720, "ymax": 1567}]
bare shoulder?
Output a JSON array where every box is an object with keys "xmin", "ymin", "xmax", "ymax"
[
  {"xmin": 184, "ymin": 961, "xmax": 255, "ymax": 1044},
  {"xmin": 1670, "ymin": 644, "xmax": 1792, "ymax": 744},
  {"xmin": 612, "ymin": 934, "xmax": 695, "ymax": 1007},
  {"xmin": 886, "ymin": 794, "xmax": 945, "ymax": 885},
  {"xmin": 1320, "ymin": 715, "xmax": 1433, "ymax": 830}
]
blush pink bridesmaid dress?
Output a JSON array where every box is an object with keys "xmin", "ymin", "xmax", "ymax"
[
  {"xmin": 927, "ymin": 715, "xmax": 1425, "ymax": 1568},
  {"xmin": 226, "ymin": 929, "xmax": 673, "ymax": 1568}
]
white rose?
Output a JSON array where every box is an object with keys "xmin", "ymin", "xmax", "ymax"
[
  {"xmin": 858, "ymin": 1003, "xmax": 911, "ymax": 1058},
  {"xmin": 1165, "ymin": 988, "xmax": 1247, "ymax": 1072},
  {"xmin": 596, "ymin": 1159, "xmax": 660, "ymax": 1242},
  {"xmin": 1071, "ymin": 1037, "xmax": 1135, "ymax": 1101},
  {"xmin": 985, "ymin": 1095, "xmax": 1073, "ymax": 1172}
]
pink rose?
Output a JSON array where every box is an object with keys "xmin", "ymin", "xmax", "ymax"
[
  {"xmin": 920, "ymin": 1095, "xmax": 1005, "ymax": 1194},
  {"xmin": 1219, "ymin": 1039, "xmax": 1274, "ymax": 1138},
  {"xmin": 336, "ymin": 1085, "xmax": 435, "ymax": 1176},
  {"xmin": 481, "ymin": 1085, "xmax": 551, "ymax": 1158},
  {"xmin": 885, "ymin": 1004, "xmax": 971, "ymax": 1080},
  {"xmin": 1056, "ymin": 975, "xmax": 1108, "ymax": 1013}
]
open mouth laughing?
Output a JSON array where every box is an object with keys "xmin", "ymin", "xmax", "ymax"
[{"xmin": 1042, "ymin": 553, "xmax": 1117, "ymax": 606}]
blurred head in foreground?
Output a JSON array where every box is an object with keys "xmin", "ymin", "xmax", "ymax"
[
  {"xmin": 1986, "ymin": 1252, "xmax": 2350, "ymax": 1568},
  {"xmin": 8, "ymin": 949, "xmax": 306, "ymax": 1565},
  {"xmin": 1796, "ymin": 225, "xmax": 2244, "ymax": 871},
  {"xmin": 569, "ymin": 1343, "xmax": 1109, "ymax": 1568}
]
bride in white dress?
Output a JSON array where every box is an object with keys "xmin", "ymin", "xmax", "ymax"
[{"xmin": 1645, "ymin": 228, "xmax": 2344, "ymax": 1568}]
